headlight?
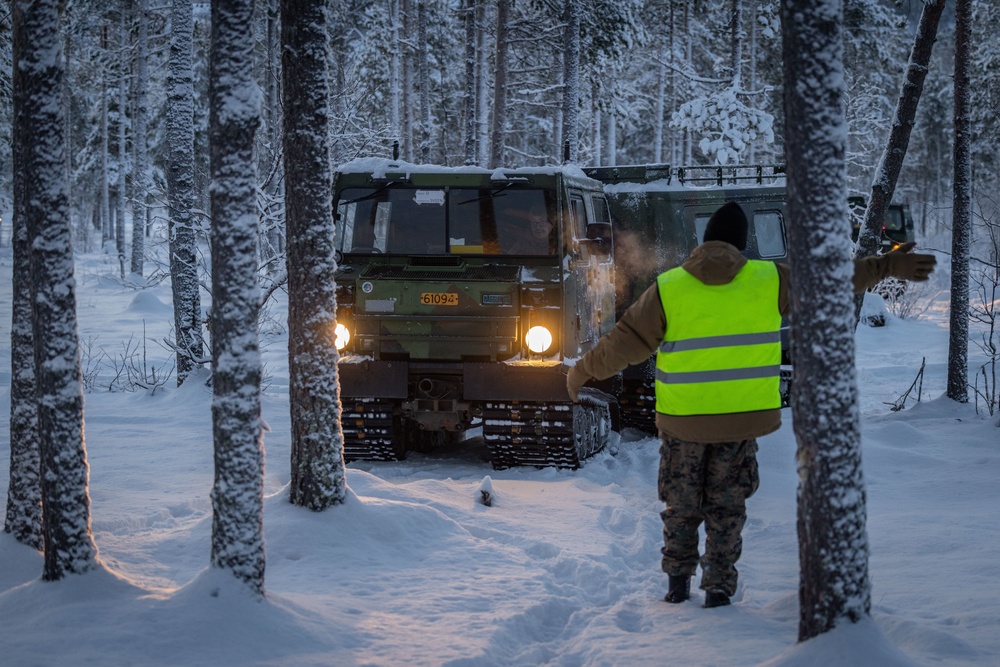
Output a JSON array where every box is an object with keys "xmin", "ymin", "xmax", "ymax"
[
  {"xmin": 334, "ymin": 323, "xmax": 351, "ymax": 351},
  {"xmin": 525, "ymin": 325, "xmax": 553, "ymax": 354}
]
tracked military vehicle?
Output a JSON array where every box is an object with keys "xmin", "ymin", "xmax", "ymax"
[
  {"xmin": 583, "ymin": 164, "xmax": 792, "ymax": 432},
  {"xmin": 332, "ymin": 159, "xmax": 617, "ymax": 469},
  {"xmin": 849, "ymin": 196, "xmax": 916, "ymax": 251}
]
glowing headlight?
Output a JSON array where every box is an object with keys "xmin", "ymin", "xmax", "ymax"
[
  {"xmin": 334, "ymin": 323, "xmax": 351, "ymax": 351},
  {"xmin": 525, "ymin": 325, "xmax": 553, "ymax": 354}
]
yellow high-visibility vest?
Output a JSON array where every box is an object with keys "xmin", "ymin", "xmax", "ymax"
[{"xmin": 655, "ymin": 260, "xmax": 781, "ymax": 416}]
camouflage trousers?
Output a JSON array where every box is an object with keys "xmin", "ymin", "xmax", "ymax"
[{"xmin": 657, "ymin": 435, "xmax": 760, "ymax": 596}]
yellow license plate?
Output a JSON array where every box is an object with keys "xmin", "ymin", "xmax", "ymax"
[{"xmin": 420, "ymin": 292, "xmax": 459, "ymax": 306}]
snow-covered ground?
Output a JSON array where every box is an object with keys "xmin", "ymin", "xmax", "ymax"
[{"xmin": 0, "ymin": 246, "xmax": 997, "ymax": 666}]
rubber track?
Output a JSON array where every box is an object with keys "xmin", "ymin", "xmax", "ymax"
[
  {"xmin": 483, "ymin": 394, "xmax": 610, "ymax": 469},
  {"xmin": 341, "ymin": 398, "xmax": 401, "ymax": 462},
  {"xmin": 617, "ymin": 377, "xmax": 657, "ymax": 434}
]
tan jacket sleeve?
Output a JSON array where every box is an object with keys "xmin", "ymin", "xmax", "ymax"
[
  {"xmin": 774, "ymin": 251, "xmax": 933, "ymax": 318},
  {"xmin": 574, "ymin": 282, "xmax": 665, "ymax": 383}
]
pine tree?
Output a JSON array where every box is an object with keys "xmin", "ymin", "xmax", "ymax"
[
  {"xmin": 15, "ymin": 0, "xmax": 99, "ymax": 580},
  {"xmin": 167, "ymin": 0, "xmax": 205, "ymax": 385},
  {"xmin": 208, "ymin": 0, "xmax": 266, "ymax": 595},
  {"xmin": 782, "ymin": 0, "xmax": 871, "ymax": 641},
  {"xmin": 948, "ymin": 0, "xmax": 973, "ymax": 403},
  {"xmin": 5, "ymin": 0, "xmax": 43, "ymax": 550},
  {"xmin": 854, "ymin": 0, "xmax": 945, "ymax": 261},
  {"xmin": 282, "ymin": 0, "xmax": 349, "ymax": 510}
]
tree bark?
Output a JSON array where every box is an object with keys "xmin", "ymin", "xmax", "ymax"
[
  {"xmin": 131, "ymin": 0, "xmax": 149, "ymax": 277},
  {"xmin": 282, "ymin": 0, "xmax": 349, "ymax": 510},
  {"xmin": 116, "ymin": 7, "xmax": 127, "ymax": 280},
  {"xmin": 5, "ymin": 0, "xmax": 43, "ymax": 550},
  {"xmin": 15, "ymin": 0, "xmax": 99, "ymax": 580},
  {"xmin": 782, "ymin": 0, "xmax": 871, "ymax": 641},
  {"xmin": 416, "ymin": 0, "xmax": 432, "ymax": 163},
  {"xmin": 167, "ymin": 0, "xmax": 205, "ymax": 385},
  {"xmin": 461, "ymin": 0, "xmax": 477, "ymax": 165},
  {"xmin": 948, "ymin": 0, "xmax": 973, "ymax": 402},
  {"xmin": 560, "ymin": 0, "xmax": 580, "ymax": 164},
  {"xmin": 855, "ymin": 0, "xmax": 945, "ymax": 261},
  {"xmin": 488, "ymin": 0, "xmax": 510, "ymax": 168},
  {"xmin": 209, "ymin": 0, "xmax": 266, "ymax": 596}
]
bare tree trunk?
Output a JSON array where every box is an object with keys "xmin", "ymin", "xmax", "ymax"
[
  {"xmin": 782, "ymin": 0, "xmax": 871, "ymax": 641},
  {"xmin": 475, "ymin": 0, "xmax": 489, "ymax": 165},
  {"xmin": 654, "ymin": 39, "xmax": 666, "ymax": 164},
  {"xmin": 209, "ymin": 0, "xmax": 266, "ymax": 596},
  {"xmin": 131, "ymin": 0, "xmax": 149, "ymax": 277},
  {"xmin": 592, "ymin": 82, "xmax": 602, "ymax": 166},
  {"xmin": 416, "ymin": 0, "xmax": 431, "ymax": 162},
  {"xmin": 948, "ymin": 0, "xmax": 973, "ymax": 402},
  {"xmin": 401, "ymin": 0, "xmax": 413, "ymax": 161},
  {"xmin": 729, "ymin": 0, "xmax": 742, "ymax": 89},
  {"xmin": 283, "ymin": 0, "xmax": 348, "ymax": 510},
  {"xmin": 6, "ymin": 2, "xmax": 43, "ymax": 550},
  {"xmin": 167, "ymin": 0, "xmax": 205, "ymax": 385},
  {"xmin": 461, "ymin": 0, "xmax": 477, "ymax": 165},
  {"xmin": 683, "ymin": 3, "xmax": 692, "ymax": 164},
  {"xmin": 260, "ymin": 0, "xmax": 284, "ymax": 267},
  {"xmin": 488, "ymin": 0, "xmax": 510, "ymax": 169},
  {"xmin": 855, "ymin": 0, "xmax": 946, "ymax": 261},
  {"xmin": 389, "ymin": 0, "xmax": 401, "ymax": 143},
  {"xmin": 560, "ymin": 0, "xmax": 580, "ymax": 164},
  {"xmin": 101, "ymin": 46, "xmax": 111, "ymax": 248},
  {"xmin": 116, "ymin": 7, "xmax": 127, "ymax": 280},
  {"xmin": 15, "ymin": 0, "xmax": 99, "ymax": 580}
]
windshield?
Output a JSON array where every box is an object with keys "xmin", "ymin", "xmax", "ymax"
[
  {"xmin": 884, "ymin": 206, "xmax": 903, "ymax": 231},
  {"xmin": 334, "ymin": 186, "xmax": 557, "ymax": 256}
]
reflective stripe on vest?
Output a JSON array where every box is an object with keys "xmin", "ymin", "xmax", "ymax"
[{"xmin": 655, "ymin": 260, "xmax": 782, "ymax": 416}]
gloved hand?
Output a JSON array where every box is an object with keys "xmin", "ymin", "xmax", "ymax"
[
  {"xmin": 566, "ymin": 364, "xmax": 590, "ymax": 402},
  {"xmin": 886, "ymin": 242, "xmax": 936, "ymax": 282}
]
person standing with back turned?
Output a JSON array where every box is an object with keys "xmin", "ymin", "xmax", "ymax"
[{"xmin": 566, "ymin": 201, "xmax": 936, "ymax": 608}]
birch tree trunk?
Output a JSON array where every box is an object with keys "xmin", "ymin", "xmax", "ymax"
[
  {"xmin": 782, "ymin": 0, "xmax": 871, "ymax": 641},
  {"xmin": 167, "ymin": 0, "xmax": 205, "ymax": 385},
  {"xmin": 476, "ymin": 0, "xmax": 490, "ymax": 165},
  {"xmin": 389, "ymin": 0, "xmax": 401, "ymax": 141},
  {"xmin": 416, "ymin": 0, "xmax": 431, "ymax": 162},
  {"xmin": 948, "ymin": 0, "xmax": 973, "ymax": 402},
  {"xmin": 5, "ymin": 1, "xmax": 43, "ymax": 550},
  {"xmin": 15, "ymin": 0, "xmax": 99, "ymax": 580},
  {"xmin": 729, "ymin": 0, "xmax": 742, "ymax": 89},
  {"xmin": 116, "ymin": 7, "xmax": 127, "ymax": 280},
  {"xmin": 131, "ymin": 0, "xmax": 149, "ymax": 277},
  {"xmin": 101, "ymin": 51, "xmax": 111, "ymax": 248},
  {"xmin": 488, "ymin": 0, "xmax": 510, "ymax": 169},
  {"xmin": 282, "ymin": 0, "xmax": 348, "ymax": 510},
  {"xmin": 400, "ymin": 0, "xmax": 413, "ymax": 161},
  {"xmin": 461, "ymin": 0, "xmax": 477, "ymax": 165},
  {"xmin": 209, "ymin": 0, "xmax": 266, "ymax": 595}
]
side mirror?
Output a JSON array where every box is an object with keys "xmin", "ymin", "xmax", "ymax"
[{"xmin": 583, "ymin": 222, "xmax": 612, "ymax": 255}]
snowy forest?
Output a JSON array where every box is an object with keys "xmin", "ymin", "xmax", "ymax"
[
  {"xmin": 3, "ymin": 0, "xmax": 1000, "ymax": 662},
  {"xmin": 1, "ymin": 0, "xmax": 999, "ymax": 250}
]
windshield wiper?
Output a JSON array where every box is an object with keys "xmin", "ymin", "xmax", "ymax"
[
  {"xmin": 457, "ymin": 181, "xmax": 518, "ymax": 205},
  {"xmin": 338, "ymin": 180, "xmax": 404, "ymax": 206}
]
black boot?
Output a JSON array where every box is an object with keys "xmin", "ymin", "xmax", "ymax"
[
  {"xmin": 664, "ymin": 575, "xmax": 690, "ymax": 603},
  {"xmin": 703, "ymin": 589, "xmax": 731, "ymax": 608}
]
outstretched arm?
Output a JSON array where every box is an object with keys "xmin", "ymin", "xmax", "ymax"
[
  {"xmin": 852, "ymin": 242, "xmax": 936, "ymax": 293},
  {"xmin": 567, "ymin": 283, "xmax": 664, "ymax": 401}
]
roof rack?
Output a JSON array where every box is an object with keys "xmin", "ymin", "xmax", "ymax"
[{"xmin": 584, "ymin": 164, "xmax": 785, "ymax": 186}]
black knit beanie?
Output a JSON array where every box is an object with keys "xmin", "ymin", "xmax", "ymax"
[{"xmin": 703, "ymin": 201, "xmax": 748, "ymax": 251}]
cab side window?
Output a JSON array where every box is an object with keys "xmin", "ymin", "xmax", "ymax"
[{"xmin": 753, "ymin": 210, "xmax": 786, "ymax": 259}]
